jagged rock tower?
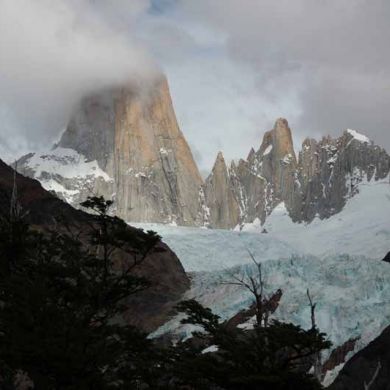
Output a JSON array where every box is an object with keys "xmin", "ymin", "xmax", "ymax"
[
  {"xmin": 203, "ymin": 118, "xmax": 301, "ymax": 228},
  {"xmin": 19, "ymin": 76, "xmax": 204, "ymax": 225},
  {"xmin": 203, "ymin": 152, "xmax": 240, "ymax": 229},
  {"xmin": 204, "ymin": 118, "xmax": 389, "ymax": 229}
]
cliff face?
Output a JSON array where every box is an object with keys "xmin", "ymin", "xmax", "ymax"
[
  {"xmin": 20, "ymin": 76, "xmax": 203, "ymax": 226},
  {"xmin": 0, "ymin": 158, "xmax": 190, "ymax": 332},
  {"xmin": 204, "ymin": 119, "xmax": 389, "ymax": 229},
  {"xmin": 109, "ymin": 78, "xmax": 203, "ymax": 225},
  {"xmin": 294, "ymin": 130, "xmax": 390, "ymax": 222}
]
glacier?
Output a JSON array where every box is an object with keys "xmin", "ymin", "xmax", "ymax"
[{"xmin": 135, "ymin": 176, "xmax": 390, "ymax": 386}]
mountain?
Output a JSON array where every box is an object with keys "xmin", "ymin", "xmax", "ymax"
[
  {"xmin": 18, "ymin": 76, "xmax": 203, "ymax": 226},
  {"xmin": 203, "ymin": 118, "xmax": 300, "ymax": 228},
  {"xmin": 0, "ymin": 158, "xmax": 190, "ymax": 332},
  {"xmin": 17, "ymin": 75, "xmax": 389, "ymax": 230},
  {"xmin": 205, "ymin": 118, "xmax": 390, "ymax": 228}
]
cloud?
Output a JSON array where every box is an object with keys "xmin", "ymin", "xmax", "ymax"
[
  {"xmin": 171, "ymin": 0, "xmax": 390, "ymax": 154},
  {"xmin": 1, "ymin": 0, "xmax": 389, "ymax": 170},
  {"xmin": 0, "ymin": 0, "xmax": 158, "ymax": 160}
]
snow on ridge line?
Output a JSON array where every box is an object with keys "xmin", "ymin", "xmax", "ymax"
[
  {"xmin": 24, "ymin": 147, "xmax": 113, "ymax": 182},
  {"xmin": 346, "ymin": 129, "xmax": 370, "ymax": 143}
]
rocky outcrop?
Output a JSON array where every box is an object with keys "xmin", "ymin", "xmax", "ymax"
[
  {"xmin": 383, "ymin": 252, "xmax": 390, "ymax": 263},
  {"xmin": 18, "ymin": 76, "xmax": 203, "ymax": 226},
  {"xmin": 204, "ymin": 120, "xmax": 389, "ymax": 229},
  {"xmin": 0, "ymin": 158, "xmax": 190, "ymax": 332},
  {"xmin": 329, "ymin": 325, "xmax": 390, "ymax": 390},
  {"xmin": 202, "ymin": 152, "xmax": 240, "ymax": 229},
  {"xmin": 321, "ymin": 337, "xmax": 359, "ymax": 382}
]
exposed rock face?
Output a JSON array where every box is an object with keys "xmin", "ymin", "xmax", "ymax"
[
  {"xmin": 383, "ymin": 252, "xmax": 390, "ymax": 263},
  {"xmin": 329, "ymin": 325, "xmax": 390, "ymax": 390},
  {"xmin": 294, "ymin": 130, "xmax": 390, "ymax": 222},
  {"xmin": 0, "ymin": 159, "xmax": 190, "ymax": 332},
  {"xmin": 204, "ymin": 118, "xmax": 302, "ymax": 228},
  {"xmin": 204, "ymin": 119, "xmax": 390, "ymax": 229},
  {"xmin": 202, "ymin": 152, "xmax": 240, "ymax": 229},
  {"xmin": 17, "ymin": 105, "xmax": 389, "ymax": 230},
  {"xmin": 18, "ymin": 76, "xmax": 203, "ymax": 226},
  {"xmin": 321, "ymin": 337, "xmax": 359, "ymax": 382}
]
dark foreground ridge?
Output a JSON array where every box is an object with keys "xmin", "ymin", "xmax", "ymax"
[
  {"xmin": 0, "ymin": 159, "xmax": 190, "ymax": 332},
  {"xmin": 329, "ymin": 325, "xmax": 390, "ymax": 390}
]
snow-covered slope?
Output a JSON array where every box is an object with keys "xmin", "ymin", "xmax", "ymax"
[
  {"xmin": 17, "ymin": 147, "xmax": 113, "ymax": 205},
  {"xmin": 244, "ymin": 176, "xmax": 390, "ymax": 260}
]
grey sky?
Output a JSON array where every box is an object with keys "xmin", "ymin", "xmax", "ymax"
[{"xmin": 0, "ymin": 0, "xmax": 389, "ymax": 170}]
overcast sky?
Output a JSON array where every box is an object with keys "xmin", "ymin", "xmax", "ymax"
[{"xmin": 0, "ymin": 0, "xmax": 389, "ymax": 171}]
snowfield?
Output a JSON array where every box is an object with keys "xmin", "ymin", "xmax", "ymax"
[{"xmin": 134, "ymin": 176, "xmax": 390, "ymax": 386}]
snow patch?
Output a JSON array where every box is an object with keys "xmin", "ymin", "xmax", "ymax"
[
  {"xmin": 202, "ymin": 345, "xmax": 219, "ymax": 354},
  {"xmin": 263, "ymin": 145, "xmax": 273, "ymax": 156},
  {"xmin": 346, "ymin": 129, "xmax": 370, "ymax": 144}
]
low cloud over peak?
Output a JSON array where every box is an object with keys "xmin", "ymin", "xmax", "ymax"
[
  {"xmin": 0, "ymin": 0, "xmax": 389, "ymax": 168},
  {"xmin": 0, "ymin": 0, "xmax": 159, "ymax": 159}
]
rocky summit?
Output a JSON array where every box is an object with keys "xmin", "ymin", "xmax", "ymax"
[
  {"xmin": 17, "ymin": 78, "xmax": 389, "ymax": 229},
  {"xmin": 204, "ymin": 119, "xmax": 390, "ymax": 229},
  {"xmin": 18, "ymin": 76, "xmax": 203, "ymax": 226}
]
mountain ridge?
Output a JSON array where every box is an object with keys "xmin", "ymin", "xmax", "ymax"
[
  {"xmin": 205, "ymin": 119, "xmax": 389, "ymax": 229},
  {"xmin": 15, "ymin": 78, "xmax": 390, "ymax": 229}
]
